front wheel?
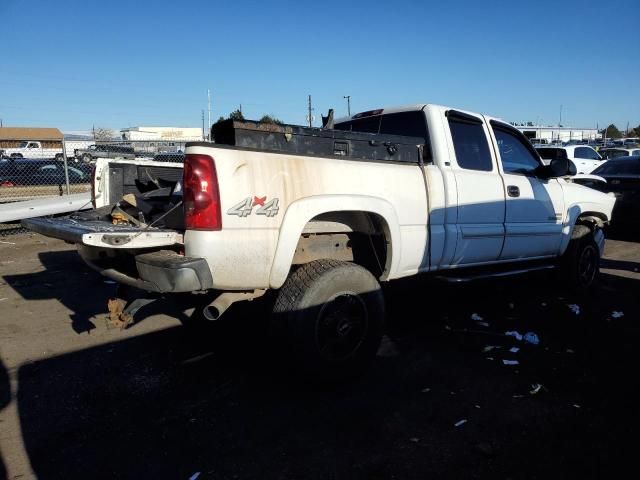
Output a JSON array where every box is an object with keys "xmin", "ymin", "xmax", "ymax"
[
  {"xmin": 559, "ymin": 225, "xmax": 600, "ymax": 293},
  {"xmin": 273, "ymin": 260, "xmax": 384, "ymax": 380}
]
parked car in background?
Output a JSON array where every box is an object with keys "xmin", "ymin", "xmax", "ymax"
[
  {"xmin": 0, "ymin": 159, "xmax": 91, "ymax": 186},
  {"xmin": 589, "ymin": 158, "xmax": 640, "ymax": 227},
  {"xmin": 599, "ymin": 148, "xmax": 640, "ymax": 159},
  {"xmin": 536, "ymin": 145, "xmax": 605, "ymax": 174},
  {"xmin": 74, "ymin": 144, "xmax": 136, "ymax": 163}
]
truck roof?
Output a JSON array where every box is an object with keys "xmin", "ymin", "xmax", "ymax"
[{"xmin": 335, "ymin": 103, "xmax": 505, "ymax": 127}]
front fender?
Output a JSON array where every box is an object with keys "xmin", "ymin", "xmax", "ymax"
[{"xmin": 269, "ymin": 194, "xmax": 401, "ymax": 288}]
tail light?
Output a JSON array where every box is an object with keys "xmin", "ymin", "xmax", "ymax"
[{"xmin": 183, "ymin": 154, "xmax": 221, "ymax": 230}]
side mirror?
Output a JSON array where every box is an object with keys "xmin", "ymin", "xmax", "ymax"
[{"xmin": 540, "ymin": 158, "xmax": 577, "ymax": 178}]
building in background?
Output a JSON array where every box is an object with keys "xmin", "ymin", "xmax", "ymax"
[
  {"xmin": 120, "ymin": 126, "xmax": 203, "ymax": 141},
  {"xmin": 0, "ymin": 127, "xmax": 63, "ymax": 149},
  {"xmin": 514, "ymin": 125, "xmax": 600, "ymax": 143}
]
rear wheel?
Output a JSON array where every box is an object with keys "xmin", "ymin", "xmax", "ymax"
[
  {"xmin": 273, "ymin": 260, "xmax": 384, "ymax": 380},
  {"xmin": 560, "ymin": 225, "xmax": 600, "ymax": 292}
]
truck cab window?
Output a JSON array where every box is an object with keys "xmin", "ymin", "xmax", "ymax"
[
  {"xmin": 448, "ymin": 118, "xmax": 492, "ymax": 171},
  {"xmin": 492, "ymin": 127, "xmax": 541, "ymax": 174}
]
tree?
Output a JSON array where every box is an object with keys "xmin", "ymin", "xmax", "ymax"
[
  {"xmin": 259, "ymin": 114, "xmax": 283, "ymax": 125},
  {"xmin": 229, "ymin": 109, "xmax": 244, "ymax": 121},
  {"xmin": 93, "ymin": 127, "xmax": 114, "ymax": 141},
  {"xmin": 601, "ymin": 124, "xmax": 622, "ymax": 139},
  {"xmin": 526, "ymin": 121, "xmax": 534, "ymax": 126}
]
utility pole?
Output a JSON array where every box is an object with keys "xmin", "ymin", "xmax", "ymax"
[
  {"xmin": 559, "ymin": 105, "xmax": 563, "ymax": 126},
  {"xmin": 239, "ymin": 104, "xmax": 242, "ymax": 116},
  {"xmin": 343, "ymin": 95, "xmax": 351, "ymax": 117},
  {"xmin": 202, "ymin": 110, "xmax": 205, "ymax": 140},
  {"xmin": 207, "ymin": 89, "xmax": 211, "ymax": 140},
  {"xmin": 307, "ymin": 94, "xmax": 314, "ymax": 128}
]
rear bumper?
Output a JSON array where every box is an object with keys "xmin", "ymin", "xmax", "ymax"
[{"xmin": 78, "ymin": 247, "xmax": 213, "ymax": 293}]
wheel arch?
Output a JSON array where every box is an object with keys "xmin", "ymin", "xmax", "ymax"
[
  {"xmin": 559, "ymin": 204, "xmax": 609, "ymax": 255},
  {"xmin": 269, "ymin": 195, "xmax": 400, "ymax": 289}
]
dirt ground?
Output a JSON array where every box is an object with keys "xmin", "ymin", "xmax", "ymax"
[{"xmin": 0, "ymin": 232, "xmax": 638, "ymax": 479}]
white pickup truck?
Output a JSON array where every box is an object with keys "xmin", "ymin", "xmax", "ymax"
[
  {"xmin": 24, "ymin": 104, "xmax": 616, "ymax": 378},
  {"xmin": 1, "ymin": 140, "xmax": 77, "ymax": 160}
]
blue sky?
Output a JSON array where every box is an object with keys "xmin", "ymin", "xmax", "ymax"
[{"xmin": 0, "ymin": 0, "xmax": 638, "ymax": 133}]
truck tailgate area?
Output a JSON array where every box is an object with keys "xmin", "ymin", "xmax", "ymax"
[{"xmin": 22, "ymin": 216, "xmax": 182, "ymax": 248}]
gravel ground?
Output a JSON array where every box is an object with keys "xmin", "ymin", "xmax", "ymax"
[{"xmin": 0, "ymin": 232, "xmax": 638, "ymax": 479}]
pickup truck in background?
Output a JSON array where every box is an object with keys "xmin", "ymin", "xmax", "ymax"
[
  {"xmin": 24, "ymin": 103, "xmax": 616, "ymax": 379},
  {"xmin": 535, "ymin": 145, "xmax": 606, "ymax": 174},
  {"xmin": 0, "ymin": 140, "xmax": 81, "ymax": 161},
  {"xmin": 74, "ymin": 144, "xmax": 137, "ymax": 163}
]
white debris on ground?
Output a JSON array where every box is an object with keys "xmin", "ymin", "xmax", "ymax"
[
  {"xmin": 502, "ymin": 360, "xmax": 519, "ymax": 366},
  {"xmin": 509, "ymin": 347, "xmax": 520, "ymax": 353},
  {"xmin": 529, "ymin": 384, "xmax": 543, "ymax": 395},
  {"xmin": 505, "ymin": 331, "xmax": 523, "ymax": 341},
  {"xmin": 568, "ymin": 304, "xmax": 581, "ymax": 315},
  {"xmin": 611, "ymin": 311, "xmax": 624, "ymax": 319},
  {"xmin": 454, "ymin": 419, "xmax": 468, "ymax": 427},
  {"xmin": 471, "ymin": 313, "xmax": 484, "ymax": 321}
]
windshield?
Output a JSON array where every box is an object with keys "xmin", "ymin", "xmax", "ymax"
[
  {"xmin": 18, "ymin": 141, "xmax": 28, "ymax": 148},
  {"xmin": 592, "ymin": 159, "xmax": 640, "ymax": 175}
]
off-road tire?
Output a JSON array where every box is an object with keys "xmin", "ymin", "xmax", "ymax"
[
  {"xmin": 273, "ymin": 260, "xmax": 384, "ymax": 380},
  {"xmin": 560, "ymin": 224, "xmax": 600, "ymax": 293}
]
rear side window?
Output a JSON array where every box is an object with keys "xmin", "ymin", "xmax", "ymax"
[
  {"xmin": 536, "ymin": 148, "xmax": 567, "ymax": 160},
  {"xmin": 448, "ymin": 117, "xmax": 492, "ymax": 171},
  {"xmin": 574, "ymin": 147, "xmax": 601, "ymax": 160}
]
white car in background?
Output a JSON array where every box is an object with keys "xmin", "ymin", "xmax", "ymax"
[{"xmin": 536, "ymin": 145, "xmax": 605, "ymax": 174}]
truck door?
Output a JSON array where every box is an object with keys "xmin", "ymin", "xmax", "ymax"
[
  {"xmin": 446, "ymin": 111, "xmax": 506, "ymax": 265},
  {"xmin": 488, "ymin": 121, "xmax": 564, "ymax": 259}
]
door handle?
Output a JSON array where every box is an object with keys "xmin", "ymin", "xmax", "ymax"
[{"xmin": 507, "ymin": 185, "xmax": 520, "ymax": 197}]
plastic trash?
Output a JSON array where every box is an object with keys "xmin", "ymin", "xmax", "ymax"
[
  {"xmin": 189, "ymin": 473, "xmax": 201, "ymax": 480},
  {"xmin": 483, "ymin": 346, "xmax": 499, "ymax": 353},
  {"xmin": 509, "ymin": 347, "xmax": 520, "ymax": 353},
  {"xmin": 454, "ymin": 419, "xmax": 468, "ymax": 427},
  {"xmin": 523, "ymin": 332, "xmax": 540, "ymax": 345},
  {"xmin": 477, "ymin": 321, "xmax": 490, "ymax": 327},
  {"xmin": 529, "ymin": 384, "xmax": 543, "ymax": 395},
  {"xmin": 568, "ymin": 304, "xmax": 581, "ymax": 315},
  {"xmin": 410, "ymin": 437, "xmax": 420, "ymax": 443},
  {"xmin": 421, "ymin": 388, "xmax": 431, "ymax": 393},
  {"xmin": 502, "ymin": 359, "xmax": 519, "ymax": 365},
  {"xmin": 611, "ymin": 311, "xmax": 624, "ymax": 319},
  {"xmin": 471, "ymin": 313, "xmax": 484, "ymax": 321},
  {"xmin": 505, "ymin": 331, "xmax": 523, "ymax": 341}
]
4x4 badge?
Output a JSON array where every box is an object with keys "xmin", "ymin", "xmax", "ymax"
[{"xmin": 227, "ymin": 196, "xmax": 280, "ymax": 217}]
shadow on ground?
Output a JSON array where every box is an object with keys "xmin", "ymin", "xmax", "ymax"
[
  {"xmin": 15, "ymin": 271, "xmax": 640, "ymax": 479},
  {"xmin": 3, "ymin": 250, "xmax": 190, "ymax": 334}
]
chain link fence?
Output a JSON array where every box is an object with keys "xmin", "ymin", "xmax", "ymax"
[{"xmin": 0, "ymin": 138, "xmax": 187, "ymax": 236}]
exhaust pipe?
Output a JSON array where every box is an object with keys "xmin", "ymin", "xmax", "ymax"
[{"xmin": 202, "ymin": 290, "xmax": 266, "ymax": 321}]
